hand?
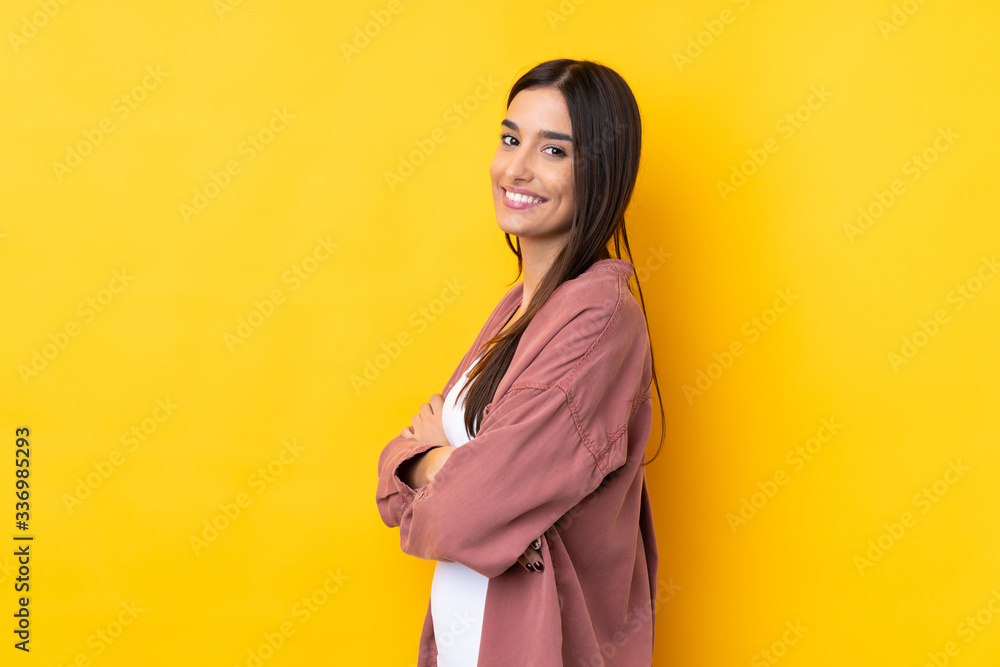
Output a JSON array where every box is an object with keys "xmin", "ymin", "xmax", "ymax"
[
  {"xmin": 424, "ymin": 445, "xmax": 455, "ymax": 484},
  {"xmin": 517, "ymin": 536, "xmax": 544, "ymax": 573},
  {"xmin": 400, "ymin": 393, "xmax": 451, "ymax": 447},
  {"xmin": 398, "ymin": 443, "xmax": 456, "ymax": 489}
]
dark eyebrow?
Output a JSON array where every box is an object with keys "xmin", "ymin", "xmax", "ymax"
[{"xmin": 502, "ymin": 119, "xmax": 572, "ymax": 143}]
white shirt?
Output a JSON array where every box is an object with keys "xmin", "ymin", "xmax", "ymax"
[{"xmin": 430, "ymin": 352, "xmax": 489, "ymax": 666}]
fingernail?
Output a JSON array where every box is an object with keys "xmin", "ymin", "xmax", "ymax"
[
  {"xmin": 531, "ymin": 539, "xmax": 540, "ymax": 549},
  {"xmin": 525, "ymin": 562, "xmax": 535, "ymax": 572},
  {"xmin": 533, "ymin": 561, "xmax": 543, "ymax": 571}
]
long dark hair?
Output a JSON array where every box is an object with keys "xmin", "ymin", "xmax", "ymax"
[{"xmin": 458, "ymin": 58, "xmax": 665, "ymax": 466}]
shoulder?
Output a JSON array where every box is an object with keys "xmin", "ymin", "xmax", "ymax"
[
  {"xmin": 513, "ymin": 260, "xmax": 649, "ymax": 386},
  {"xmin": 541, "ymin": 259, "xmax": 646, "ymax": 344}
]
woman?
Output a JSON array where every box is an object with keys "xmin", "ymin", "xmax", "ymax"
[{"xmin": 376, "ymin": 58, "xmax": 665, "ymax": 667}]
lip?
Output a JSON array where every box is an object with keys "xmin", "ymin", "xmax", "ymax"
[{"xmin": 499, "ymin": 185, "xmax": 548, "ymax": 210}]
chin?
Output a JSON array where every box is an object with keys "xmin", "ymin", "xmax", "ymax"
[
  {"xmin": 495, "ymin": 219, "xmax": 519, "ymax": 237},
  {"xmin": 494, "ymin": 209, "xmax": 529, "ymax": 232}
]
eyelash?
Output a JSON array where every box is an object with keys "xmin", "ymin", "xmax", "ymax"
[{"xmin": 499, "ymin": 132, "xmax": 567, "ymax": 157}]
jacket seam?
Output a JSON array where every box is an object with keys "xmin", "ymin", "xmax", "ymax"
[
  {"xmin": 492, "ymin": 384, "xmax": 603, "ymax": 469},
  {"xmin": 508, "ymin": 272, "xmax": 626, "ymax": 394},
  {"xmin": 564, "ymin": 274, "xmax": 626, "ymax": 474},
  {"xmin": 506, "ymin": 274, "xmax": 631, "ymax": 476},
  {"xmin": 633, "ymin": 387, "xmax": 652, "ymax": 412},
  {"xmin": 560, "ymin": 383, "xmax": 603, "ymax": 469},
  {"xmin": 602, "ymin": 391, "xmax": 653, "ymax": 470},
  {"xmin": 561, "ymin": 272, "xmax": 626, "ymax": 387}
]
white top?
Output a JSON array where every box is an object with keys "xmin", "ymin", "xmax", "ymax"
[{"xmin": 430, "ymin": 352, "xmax": 489, "ymax": 666}]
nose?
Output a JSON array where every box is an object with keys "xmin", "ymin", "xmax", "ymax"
[{"xmin": 504, "ymin": 144, "xmax": 533, "ymax": 182}]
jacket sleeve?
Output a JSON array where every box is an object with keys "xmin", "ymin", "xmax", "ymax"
[
  {"xmin": 384, "ymin": 286, "xmax": 651, "ymax": 578},
  {"xmin": 376, "ymin": 437, "xmax": 446, "ymax": 529},
  {"xmin": 376, "ymin": 342, "xmax": 477, "ymax": 529}
]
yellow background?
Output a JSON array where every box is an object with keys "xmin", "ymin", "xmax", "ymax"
[{"xmin": 2, "ymin": 0, "xmax": 998, "ymax": 665}]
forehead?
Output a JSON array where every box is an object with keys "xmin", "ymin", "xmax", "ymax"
[{"xmin": 505, "ymin": 87, "xmax": 571, "ymax": 132}]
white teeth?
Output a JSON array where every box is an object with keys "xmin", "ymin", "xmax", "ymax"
[{"xmin": 504, "ymin": 189, "xmax": 544, "ymax": 204}]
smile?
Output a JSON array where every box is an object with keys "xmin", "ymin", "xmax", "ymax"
[{"xmin": 501, "ymin": 187, "xmax": 548, "ymax": 209}]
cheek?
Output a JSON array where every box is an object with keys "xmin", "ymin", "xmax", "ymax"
[
  {"xmin": 556, "ymin": 173, "xmax": 573, "ymax": 202},
  {"xmin": 489, "ymin": 154, "xmax": 504, "ymax": 180},
  {"xmin": 558, "ymin": 186, "xmax": 572, "ymax": 208}
]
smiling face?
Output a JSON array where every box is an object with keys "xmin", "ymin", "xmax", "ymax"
[{"xmin": 490, "ymin": 86, "xmax": 576, "ymax": 249}]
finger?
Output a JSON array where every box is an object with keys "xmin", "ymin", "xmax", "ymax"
[
  {"xmin": 517, "ymin": 553, "xmax": 534, "ymax": 572},
  {"xmin": 429, "ymin": 394, "xmax": 444, "ymax": 411},
  {"xmin": 520, "ymin": 547, "xmax": 543, "ymax": 572}
]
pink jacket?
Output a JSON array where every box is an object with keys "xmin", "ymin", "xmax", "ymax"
[{"xmin": 376, "ymin": 258, "xmax": 658, "ymax": 666}]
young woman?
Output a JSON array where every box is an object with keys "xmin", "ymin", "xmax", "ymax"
[{"xmin": 376, "ymin": 58, "xmax": 665, "ymax": 667}]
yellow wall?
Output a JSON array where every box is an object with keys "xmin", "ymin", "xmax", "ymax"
[{"xmin": 2, "ymin": 0, "xmax": 998, "ymax": 665}]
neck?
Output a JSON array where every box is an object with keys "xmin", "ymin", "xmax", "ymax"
[{"xmin": 517, "ymin": 234, "xmax": 567, "ymax": 309}]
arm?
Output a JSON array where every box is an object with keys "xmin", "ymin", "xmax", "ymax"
[
  {"xmin": 397, "ymin": 392, "xmax": 454, "ymax": 488},
  {"xmin": 387, "ymin": 285, "xmax": 651, "ymax": 578},
  {"xmin": 376, "ymin": 438, "xmax": 443, "ymax": 528},
  {"xmin": 399, "ymin": 383, "xmax": 603, "ymax": 577},
  {"xmin": 398, "ymin": 445, "xmax": 454, "ymax": 489},
  {"xmin": 376, "ymin": 392, "xmax": 455, "ymax": 527}
]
